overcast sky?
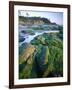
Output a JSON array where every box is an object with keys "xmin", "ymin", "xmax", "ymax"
[{"xmin": 19, "ymin": 10, "xmax": 63, "ymax": 25}]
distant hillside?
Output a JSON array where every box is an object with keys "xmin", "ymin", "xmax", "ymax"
[{"xmin": 19, "ymin": 16, "xmax": 57, "ymax": 26}]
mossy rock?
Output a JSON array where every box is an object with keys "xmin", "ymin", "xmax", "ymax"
[{"xmin": 19, "ymin": 45, "xmax": 36, "ymax": 64}]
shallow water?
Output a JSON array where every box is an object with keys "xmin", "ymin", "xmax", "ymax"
[{"xmin": 19, "ymin": 30, "xmax": 59, "ymax": 47}]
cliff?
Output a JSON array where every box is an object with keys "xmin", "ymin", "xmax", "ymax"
[{"xmin": 19, "ymin": 16, "xmax": 53, "ymax": 26}]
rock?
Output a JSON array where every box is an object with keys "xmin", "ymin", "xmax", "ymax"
[
  {"xmin": 19, "ymin": 45, "xmax": 36, "ymax": 64},
  {"xmin": 19, "ymin": 37, "xmax": 25, "ymax": 42}
]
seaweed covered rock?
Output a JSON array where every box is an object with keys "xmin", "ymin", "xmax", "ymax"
[
  {"xmin": 19, "ymin": 33, "xmax": 63, "ymax": 79},
  {"xmin": 19, "ymin": 45, "xmax": 36, "ymax": 64},
  {"xmin": 31, "ymin": 33, "xmax": 63, "ymax": 77},
  {"xmin": 19, "ymin": 45, "xmax": 37, "ymax": 79}
]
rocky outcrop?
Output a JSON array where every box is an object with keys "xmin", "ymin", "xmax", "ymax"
[
  {"xmin": 19, "ymin": 45, "xmax": 36, "ymax": 64},
  {"xmin": 19, "ymin": 33, "xmax": 63, "ymax": 79}
]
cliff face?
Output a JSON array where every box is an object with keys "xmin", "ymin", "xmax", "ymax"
[{"xmin": 19, "ymin": 16, "xmax": 52, "ymax": 26}]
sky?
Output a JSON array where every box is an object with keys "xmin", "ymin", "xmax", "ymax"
[{"xmin": 19, "ymin": 10, "xmax": 63, "ymax": 25}]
